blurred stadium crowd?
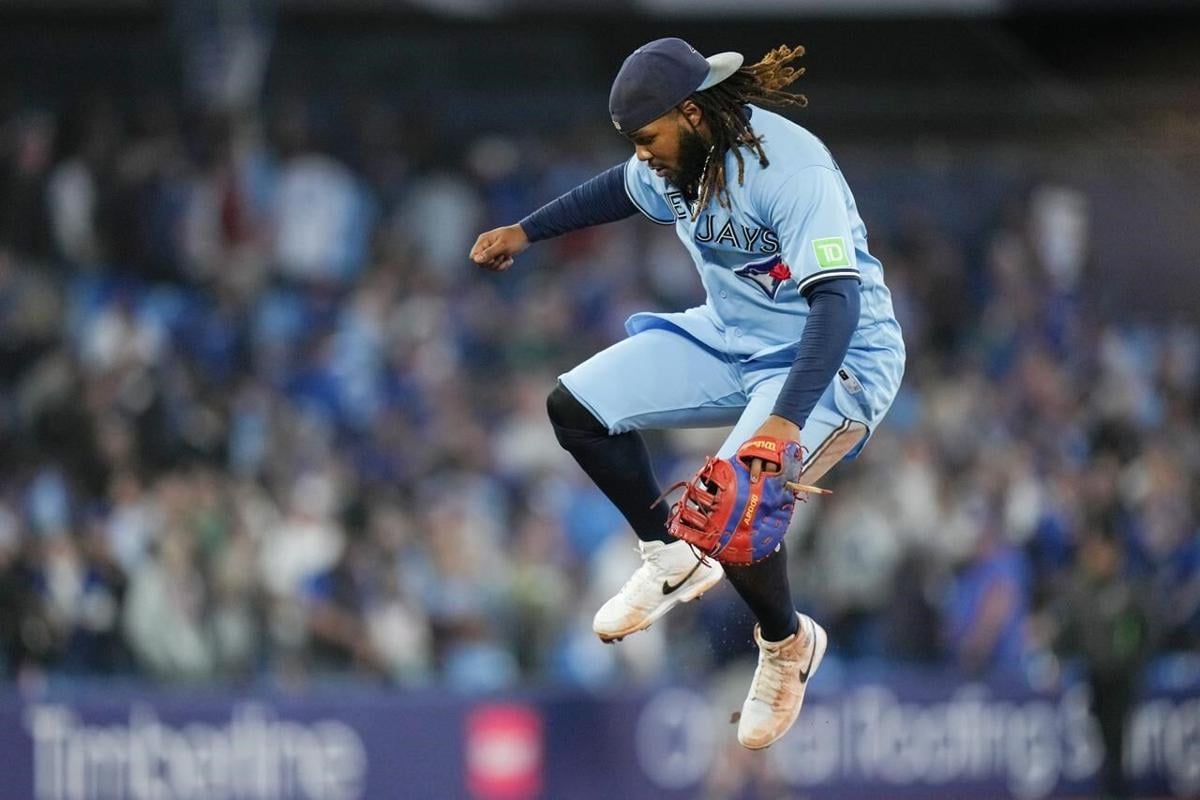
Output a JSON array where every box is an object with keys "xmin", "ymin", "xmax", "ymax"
[{"xmin": 0, "ymin": 93, "xmax": 1196, "ymax": 693}]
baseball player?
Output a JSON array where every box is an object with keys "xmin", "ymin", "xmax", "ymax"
[{"xmin": 470, "ymin": 38, "xmax": 905, "ymax": 749}]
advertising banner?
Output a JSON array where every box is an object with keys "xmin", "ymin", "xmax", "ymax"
[{"xmin": 2, "ymin": 673, "xmax": 1197, "ymax": 799}]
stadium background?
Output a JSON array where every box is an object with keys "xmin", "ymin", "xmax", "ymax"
[{"xmin": 0, "ymin": 0, "xmax": 1198, "ymax": 798}]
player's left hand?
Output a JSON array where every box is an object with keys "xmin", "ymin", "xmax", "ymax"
[
  {"xmin": 744, "ymin": 415, "xmax": 800, "ymax": 483},
  {"xmin": 656, "ymin": 430, "xmax": 810, "ymax": 565}
]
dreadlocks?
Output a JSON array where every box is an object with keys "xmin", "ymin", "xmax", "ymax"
[{"xmin": 687, "ymin": 44, "xmax": 808, "ymax": 220}]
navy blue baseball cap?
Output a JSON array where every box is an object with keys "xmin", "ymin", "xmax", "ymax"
[{"xmin": 609, "ymin": 38, "xmax": 744, "ymax": 135}]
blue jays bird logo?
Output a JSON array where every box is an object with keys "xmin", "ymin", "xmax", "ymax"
[{"xmin": 734, "ymin": 254, "xmax": 793, "ymax": 300}]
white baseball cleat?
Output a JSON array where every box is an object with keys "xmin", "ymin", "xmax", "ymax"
[
  {"xmin": 736, "ymin": 612, "xmax": 828, "ymax": 749},
  {"xmin": 592, "ymin": 539, "xmax": 724, "ymax": 643}
]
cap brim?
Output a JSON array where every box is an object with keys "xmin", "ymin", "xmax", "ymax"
[{"xmin": 698, "ymin": 52, "xmax": 744, "ymax": 91}]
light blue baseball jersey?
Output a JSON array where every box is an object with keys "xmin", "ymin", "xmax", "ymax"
[{"xmin": 621, "ymin": 105, "xmax": 905, "ymax": 422}]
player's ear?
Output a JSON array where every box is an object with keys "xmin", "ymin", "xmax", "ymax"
[{"xmin": 678, "ymin": 100, "xmax": 703, "ymax": 130}]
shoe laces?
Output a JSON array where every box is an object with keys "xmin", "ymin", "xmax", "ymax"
[
  {"xmin": 750, "ymin": 639, "xmax": 802, "ymax": 707},
  {"xmin": 650, "ymin": 542, "xmax": 710, "ymax": 572},
  {"xmin": 618, "ymin": 543, "xmax": 709, "ymax": 597},
  {"xmin": 615, "ymin": 546, "xmax": 661, "ymax": 598}
]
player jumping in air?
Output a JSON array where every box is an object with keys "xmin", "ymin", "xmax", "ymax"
[{"xmin": 470, "ymin": 38, "xmax": 904, "ymax": 749}]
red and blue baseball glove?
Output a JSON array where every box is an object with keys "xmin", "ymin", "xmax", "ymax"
[{"xmin": 655, "ymin": 437, "xmax": 830, "ymax": 565}]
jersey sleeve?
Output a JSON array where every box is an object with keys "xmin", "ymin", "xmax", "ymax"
[
  {"xmin": 622, "ymin": 155, "xmax": 676, "ymax": 225},
  {"xmin": 760, "ymin": 165, "xmax": 862, "ymax": 295}
]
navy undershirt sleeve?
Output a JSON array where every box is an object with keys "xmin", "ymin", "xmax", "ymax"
[
  {"xmin": 519, "ymin": 164, "xmax": 638, "ymax": 243},
  {"xmin": 771, "ymin": 277, "xmax": 861, "ymax": 428}
]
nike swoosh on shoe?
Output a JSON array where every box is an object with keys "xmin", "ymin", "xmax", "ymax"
[
  {"xmin": 798, "ymin": 617, "xmax": 817, "ymax": 683},
  {"xmin": 661, "ymin": 558, "xmax": 705, "ymax": 595}
]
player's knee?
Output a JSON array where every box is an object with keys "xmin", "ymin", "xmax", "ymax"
[{"xmin": 546, "ymin": 381, "xmax": 606, "ymax": 435}]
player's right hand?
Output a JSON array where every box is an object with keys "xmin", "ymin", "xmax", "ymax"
[{"xmin": 470, "ymin": 224, "xmax": 530, "ymax": 272}]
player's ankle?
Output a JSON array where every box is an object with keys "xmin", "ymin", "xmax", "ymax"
[
  {"xmin": 758, "ymin": 612, "xmax": 800, "ymax": 643},
  {"xmin": 634, "ymin": 528, "xmax": 675, "ymax": 546}
]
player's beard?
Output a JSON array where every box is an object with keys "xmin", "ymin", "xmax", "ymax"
[{"xmin": 667, "ymin": 126, "xmax": 713, "ymax": 203}]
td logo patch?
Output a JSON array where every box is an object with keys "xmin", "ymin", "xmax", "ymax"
[{"xmin": 812, "ymin": 236, "xmax": 851, "ymax": 269}]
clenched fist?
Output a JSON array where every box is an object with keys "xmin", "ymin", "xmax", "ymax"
[{"xmin": 469, "ymin": 224, "xmax": 530, "ymax": 272}]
